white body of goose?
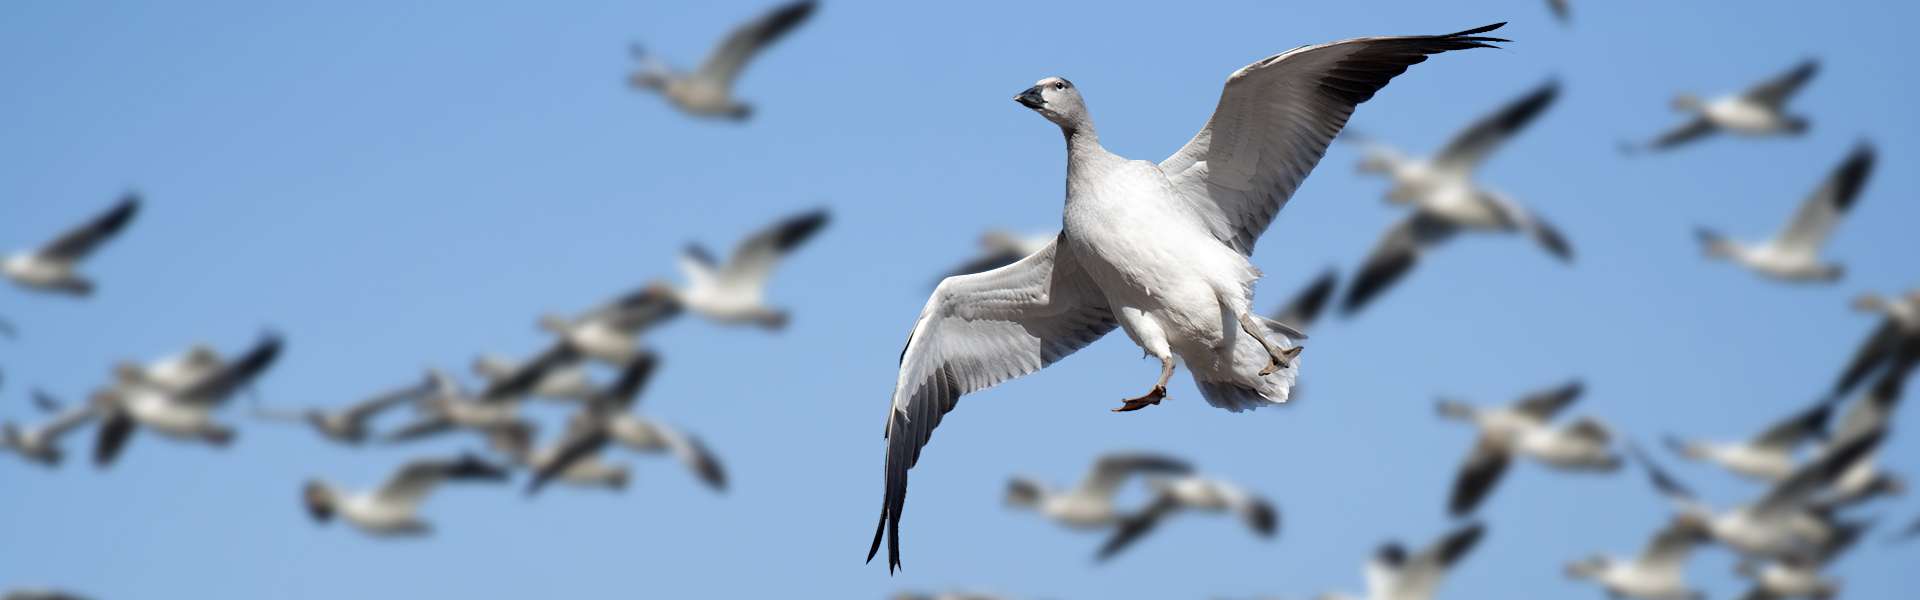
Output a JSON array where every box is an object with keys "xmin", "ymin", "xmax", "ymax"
[
  {"xmin": 1635, "ymin": 433, "xmax": 1884, "ymax": 560},
  {"xmin": 2, "ymin": 194, "xmax": 138, "ymax": 297},
  {"xmin": 1004, "ymin": 453, "xmax": 1192, "ymax": 530},
  {"xmin": 1317, "ymin": 523, "xmax": 1485, "ymax": 600},
  {"xmin": 1440, "ymin": 380, "xmax": 1617, "ymax": 516},
  {"xmin": 1665, "ymin": 398, "xmax": 1832, "ymax": 483},
  {"xmin": 1697, "ymin": 143, "xmax": 1874, "ymax": 283},
  {"xmin": 1096, "ymin": 474, "xmax": 1278, "ymax": 561},
  {"xmin": 92, "ymin": 333, "xmax": 283, "ymax": 467},
  {"xmin": 304, "ymin": 454, "xmax": 509, "ymax": 536},
  {"xmin": 663, "ymin": 209, "xmax": 828, "ymax": 329},
  {"xmin": 1566, "ymin": 517, "xmax": 1710, "ymax": 600},
  {"xmin": 1636, "ymin": 60, "xmax": 1817, "ymax": 152},
  {"xmin": 538, "ymin": 285, "xmax": 682, "ymax": 366},
  {"xmin": 627, "ymin": 0, "xmax": 816, "ymax": 120}
]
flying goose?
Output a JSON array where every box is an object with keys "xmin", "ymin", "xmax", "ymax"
[
  {"xmin": 1697, "ymin": 142, "xmax": 1875, "ymax": 282},
  {"xmin": 870, "ymin": 24, "xmax": 1504, "ymax": 571},
  {"xmin": 1733, "ymin": 518, "xmax": 1870, "ymax": 600},
  {"xmin": 1663, "ymin": 397, "xmax": 1834, "ymax": 482},
  {"xmin": 0, "ymin": 398, "xmax": 102, "ymax": 467},
  {"xmin": 937, "ymin": 230, "xmax": 1056, "ymax": 283},
  {"xmin": 1268, "ymin": 268, "xmax": 1340, "ymax": 334},
  {"xmin": 1632, "ymin": 432, "xmax": 1884, "ymax": 560},
  {"xmin": 1004, "ymin": 453, "xmax": 1193, "ymax": 531},
  {"xmin": 382, "ymin": 368, "xmax": 537, "ymax": 444},
  {"xmin": 1439, "ymin": 379, "xmax": 1619, "ymax": 517},
  {"xmin": 1341, "ymin": 80, "xmax": 1571, "ymax": 315},
  {"xmin": 1564, "ymin": 516, "xmax": 1712, "ymax": 600},
  {"xmin": 1095, "ymin": 474, "xmax": 1279, "ymax": 562},
  {"xmin": 1827, "ymin": 289, "xmax": 1920, "ymax": 400},
  {"xmin": 1316, "ymin": 522, "xmax": 1486, "ymax": 600},
  {"xmin": 472, "ymin": 353, "xmax": 595, "ymax": 403},
  {"xmin": 1818, "ymin": 359, "xmax": 1909, "ymax": 507},
  {"xmin": 525, "ymin": 352, "xmax": 699, "ymax": 494},
  {"xmin": 303, "ymin": 453, "xmax": 509, "ymax": 536},
  {"xmin": 537, "ymin": 284, "xmax": 683, "ymax": 366},
  {"xmin": 93, "ymin": 333, "xmax": 284, "ymax": 467},
  {"xmin": 655, "ymin": 209, "xmax": 828, "ymax": 330},
  {"xmin": 627, "ymin": 0, "xmax": 816, "ymax": 120},
  {"xmin": 1630, "ymin": 59, "xmax": 1817, "ymax": 153},
  {"xmin": 2, "ymin": 193, "xmax": 138, "ymax": 297},
  {"xmin": 253, "ymin": 375, "xmax": 434, "ymax": 444},
  {"xmin": 487, "ymin": 423, "xmax": 629, "ymax": 491}
]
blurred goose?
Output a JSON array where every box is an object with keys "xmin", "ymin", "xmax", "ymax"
[
  {"xmin": 538, "ymin": 284, "xmax": 683, "ymax": 366},
  {"xmin": 1439, "ymin": 380, "xmax": 1619, "ymax": 516},
  {"xmin": 487, "ymin": 424, "xmax": 628, "ymax": 491},
  {"xmin": 93, "ymin": 333, "xmax": 283, "ymax": 467},
  {"xmin": 604, "ymin": 412, "xmax": 727, "ymax": 491},
  {"xmin": 0, "ymin": 398, "xmax": 102, "ymax": 467},
  {"xmin": 1733, "ymin": 518, "xmax": 1870, "ymax": 600},
  {"xmin": 1564, "ymin": 516, "xmax": 1712, "ymax": 600},
  {"xmin": 1, "ymin": 589, "xmax": 92, "ymax": 600},
  {"xmin": 627, "ymin": 0, "xmax": 816, "ymax": 120},
  {"xmin": 1546, "ymin": 0, "xmax": 1571, "ymax": 24},
  {"xmin": 1632, "ymin": 59, "xmax": 1816, "ymax": 153},
  {"xmin": 472, "ymin": 353, "xmax": 595, "ymax": 403},
  {"xmin": 1005, "ymin": 453, "xmax": 1193, "ymax": 530},
  {"xmin": 1818, "ymin": 360, "xmax": 1909, "ymax": 507},
  {"xmin": 657, "ymin": 209, "xmax": 828, "ymax": 329},
  {"xmin": 1317, "ymin": 522, "xmax": 1486, "ymax": 600},
  {"xmin": 2, "ymin": 193, "xmax": 138, "ymax": 297},
  {"xmin": 1342, "ymin": 80, "xmax": 1571, "ymax": 315},
  {"xmin": 1828, "ymin": 289, "xmax": 1920, "ymax": 399},
  {"xmin": 1663, "ymin": 397, "xmax": 1834, "ymax": 482},
  {"xmin": 1633, "ymin": 433, "xmax": 1884, "ymax": 560},
  {"xmin": 526, "ymin": 352, "xmax": 662, "ymax": 494},
  {"xmin": 254, "ymin": 375, "xmax": 433, "ymax": 444},
  {"xmin": 1268, "ymin": 268, "xmax": 1340, "ymax": 334},
  {"xmin": 383, "ymin": 369, "xmax": 535, "ymax": 444},
  {"xmin": 1697, "ymin": 142, "xmax": 1874, "ymax": 283},
  {"xmin": 303, "ymin": 453, "xmax": 509, "ymax": 536},
  {"xmin": 937, "ymin": 230, "xmax": 1056, "ymax": 282},
  {"xmin": 872, "ymin": 24, "xmax": 1504, "ymax": 571},
  {"xmin": 1095, "ymin": 474, "xmax": 1279, "ymax": 561}
]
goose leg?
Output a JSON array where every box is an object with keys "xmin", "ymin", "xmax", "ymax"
[
  {"xmin": 1237, "ymin": 312, "xmax": 1302, "ymax": 376},
  {"xmin": 1114, "ymin": 355, "xmax": 1174, "ymax": 413}
]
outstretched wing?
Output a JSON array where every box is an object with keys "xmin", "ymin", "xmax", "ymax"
[
  {"xmin": 378, "ymin": 453, "xmax": 509, "ymax": 507},
  {"xmin": 1159, "ymin": 24, "xmax": 1506, "ymax": 255},
  {"xmin": 1431, "ymin": 79, "xmax": 1558, "ymax": 174},
  {"xmin": 868, "ymin": 237, "xmax": 1116, "ymax": 572},
  {"xmin": 1774, "ymin": 142, "xmax": 1874, "ymax": 254},
  {"xmin": 1341, "ymin": 211, "xmax": 1458, "ymax": 316},
  {"xmin": 695, "ymin": 0, "xmax": 817, "ymax": 86},
  {"xmin": 1077, "ymin": 452, "xmax": 1193, "ymax": 498},
  {"xmin": 40, "ymin": 193, "xmax": 139, "ymax": 262},
  {"xmin": 720, "ymin": 208, "xmax": 830, "ymax": 295},
  {"xmin": 1448, "ymin": 436, "xmax": 1511, "ymax": 517},
  {"xmin": 181, "ymin": 333, "xmax": 283, "ymax": 407},
  {"xmin": 1511, "ymin": 379, "xmax": 1584, "ymax": 421},
  {"xmin": 1742, "ymin": 58, "xmax": 1818, "ymax": 108}
]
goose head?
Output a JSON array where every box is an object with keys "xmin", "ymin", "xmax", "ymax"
[
  {"xmin": 302, "ymin": 481, "xmax": 338, "ymax": 523},
  {"xmin": 1014, "ymin": 77, "xmax": 1090, "ymax": 131},
  {"xmin": 1003, "ymin": 477, "xmax": 1047, "ymax": 509}
]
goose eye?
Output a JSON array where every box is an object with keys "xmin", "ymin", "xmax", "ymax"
[{"xmin": 1052, "ymin": 82, "xmax": 1066, "ymax": 91}]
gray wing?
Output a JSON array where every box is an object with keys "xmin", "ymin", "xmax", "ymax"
[
  {"xmin": 1340, "ymin": 211, "xmax": 1458, "ymax": 316},
  {"xmin": 1742, "ymin": 59, "xmax": 1819, "ymax": 108},
  {"xmin": 720, "ymin": 208, "xmax": 829, "ymax": 294},
  {"xmin": 39, "ymin": 193, "xmax": 139, "ymax": 261},
  {"xmin": 342, "ymin": 375, "xmax": 436, "ymax": 422},
  {"xmin": 869, "ymin": 237, "xmax": 1118, "ymax": 572},
  {"xmin": 1160, "ymin": 24, "xmax": 1506, "ymax": 255},
  {"xmin": 1077, "ymin": 452, "xmax": 1194, "ymax": 498},
  {"xmin": 937, "ymin": 249, "xmax": 1028, "ymax": 284},
  {"xmin": 1096, "ymin": 493, "xmax": 1179, "ymax": 562},
  {"xmin": 1634, "ymin": 517, "xmax": 1705, "ymax": 576},
  {"xmin": 1448, "ymin": 436, "xmax": 1511, "ymax": 517},
  {"xmin": 1642, "ymin": 117, "xmax": 1718, "ymax": 152},
  {"xmin": 1830, "ymin": 319, "xmax": 1902, "ymax": 399},
  {"xmin": 377, "ymin": 453, "xmax": 509, "ymax": 507},
  {"xmin": 1397, "ymin": 522, "xmax": 1486, "ymax": 598},
  {"xmin": 694, "ymin": 0, "xmax": 817, "ymax": 86},
  {"xmin": 1511, "ymin": 379, "xmax": 1584, "ymax": 421},
  {"xmin": 1268, "ymin": 268, "xmax": 1339, "ymax": 333},
  {"xmin": 1431, "ymin": 79, "xmax": 1559, "ymax": 174},
  {"xmin": 180, "ymin": 333, "xmax": 283, "ymax": 407},
  {"xmin": 1629, "ymin": 441, "xmax": 1700, "ymax": 505},
  {"xmin": 1832, "ymin": 357, "xmax": 1908, "ymax": 442},
  {"xmin": 1753, "ymin": 429, "xmax": 1884, "ymax": 518},
  {"xmin": 1774, "ymin": 142, "xmax": 1874, "ymax": 253},
  {"xmin": 1750, "ymin": 398, "xmax": 1836, "ymax": 452}
]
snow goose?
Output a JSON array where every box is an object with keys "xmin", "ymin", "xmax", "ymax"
[
  {"xmin": 1004, "ymin": 453, "xmax": 1192, "ymax": 532},
  {"xmin": 472, "ymin": 353, "xmax": 595, "ymax": 403},
  {"xmin": 937, "ymin": 230, "xmax": 1056, "ymax": 283},
  {"xmin": 537, "ymin": 284, "xmax": 683, "ymax": 366},
  {"xmin": 1, "ymin": 397, "xmax": 103, "ymax": 467},
  {"xmin": 627, "ymin": 0, "xmax": 816, "ymax": 120},
  {"xmin": 1564, "ymin": 516, "xmax": 1712, "ymax": 600},
  {"xmin": 1439, "ymin": 379, "xmax": 1620, "ymax": 516},
  {"xmin": 1317, "ymin": 522, "xmax": 1486, "ymax": 600},
  {"xmin": 2, "ymin": 193, "xmax": 138, "ymax": 297},
  {"xmin": 486, "ymin": 423, "xmax": 629, "ymax": 491},
  {"xmin": 654, "ymin": 209, "xmax": 828, "ymax": 330},
  {"xmin": 1697, "ymin": 142, "xmax": 1875, "ymax": 283},
  {"xmin": 1632, "ymin": 432, "xmax": 1884, "ymax": 560},
  {"xmin": 871, "ymin": 24, "xmax": 1504, "ymax": 570},
  {"xmin": 1816, "ymin": 360, "xmax": 1909, "ymax": 507},
  {"xmin": 1732, "ymin": 518, "xmax": 1870, "ymax": 600},
  {"xmin": 1827, "ymin": 289, "xmax": 1920, "ymax": 399},
  {"xmin": 1341, "ymin": 80, "xmax": 1571, "ymax": 315},
  {"xmin": 1095, "ymin": 474, "xmax": 1279, "ymax": 562},
  {"xmin": 92, "ymin": 333, "xmax": 283, "ymax": 467},
  {"xmin": 525, "ymin": 352, "xmax": 703, "ymax": 494},
  {"xmin": 253, "ymin": 375, "xmax": 434, "ymax": 444},
  {"xmin": 382, "ymin": 368, "xmax": 536, "ymax": 444},
  {"xmin": 303, "ymin": 453, "xmax": 509, "ymax": 537},
  {"xmin": 1663, "ymin": 397, "xmax": 1834, "ymax": 482},
  {"xmin": 1630, "ymin": 59, "xmax": 1817, "ymax": 153}
]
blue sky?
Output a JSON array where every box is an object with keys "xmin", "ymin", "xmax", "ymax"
[{"xmin": 2, "ymin": 0, "xmax": 1916, "ymax": 598}]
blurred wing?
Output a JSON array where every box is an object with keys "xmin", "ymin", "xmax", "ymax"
[
  {"xmin": 1629, "ymin": 441, "xmax": 1700, "ymax": 505},
  {"xmin": 600, "ymin": 285, "xmax": 685, "ymax": 332},
  {"xmin": 721, "ymin": 208, "xmax": 829, "ymax": 293},
  {"xmin": 1774, "ymin": 143, "xmax": 1874, "ymax": 253},
  {"xmin": 1755, "ymin": 429, "xmax": 1884, "ymax": 517},
  {"xmin": 181, "ymin": 333, "xmax": 283, "ymax": 406},
  {"xmin": 478, "ymin": 342, "xmax": 579, "ymax": 403},
  {"xmin": 1096, "ymin": 494, "xmax": 1178, "ymax": 562},
  {"xmin": 1635, "ymin": 518, "xmax": 1702, "ymax": 575},
  {"xmin": 1160, "ymin": 24, "xmax": 1506, "ymax": 255},
  {"xmin": 1831, "ymin": 320, "xmax": 1899, "ymax": 399},
  {"xmin": 1644, "ymin": 117, "xmax": 1717, "ymax": 152},
  {"xmin": 342, "ymin": 376, "xmax": 435, "ymax": 421},
  {"xmin": 92, "ymin": 407, "xmax": 136, "ymax": 467},
  {"xmin": 1833, "ymin": 356, "xmax": 1909, "ymax": 441},
  {"xmin": 695, "ymin": 0, "xmax": 817, "ymax": 85},
  {"xmin": 528, "ymin": 426, "xmax": 612, "ymax": 496},
  {"xmin": 1268, "ymin": 268, "xmax": 1339, "ymax": 332},
  {"xmin": 1751, "ymin": 398, "xmax": 1836, "ymax": 451},
  {"xmin": 1742, "ymin": 58, "xmax": 1818, "ymax": 108},
  {"xmin": 1399, "ymin": 522, "xmax": 1486, "ymax": 597},
  {"xmin": 40, "ymin": 193, "xmax": 139, "ymax": 261},
  {"xmin": 1341, "ymin": 211, "xmax": 1458, "ymax": 315},
  {"xmin": 379, "ymin": 454, "xmax": 507, "ymax": 506},
  {"xmin": 1431, "ymin": 80, "xmax": 1558, "ymax": 174},
  {"xmin": 655, "ymin": 421, "xmax": 728, "ymax": 491},
  {"xmin": 1511, "ymin": 379, "xmax": 1584, "ymax": 421},
  {"xmin": 869, "ymin": 238, "xmax": 1117, "ymax": 571},
  {"xmin": 1079, "ymin": 453, "xmax": 1194, "ymax": 498},
  {"xmin": 1448, "ymin": 436, "xmax": 1511, "ymax": 517}
]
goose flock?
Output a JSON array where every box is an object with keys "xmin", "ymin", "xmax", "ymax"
[{"xmin": 1, "ymin": 2, "xmax": 1914, "ymax": 599}]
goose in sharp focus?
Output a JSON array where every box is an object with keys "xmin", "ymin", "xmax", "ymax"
[
  {"xmin": 1632, "ymin": 433, "xmax": 1884, "ymax": 560},
  {"xmin": 937, "ymin": 230, "xmax": 1057, "ymax": 283},
  {"xmin": 1439, "ymin": 379, "xmax": 1620, "ymax": 517},
  {"xmin": 870, "ymin": 24, "xmax": 1504, "ymax": 571},
  {"xmin": 1565, "ymin": 516, "xmax": 1712, "ymax": 600},
  {"xmin": 1630, "ymin": 59, "xmax": 1817, "ymax": 153},
  {"xmin": 626, "ymin": 0, "xmax": 816, "ymax": 120},
  {"xmin": 1828, "ymin": 289, "xmax": 1920, "ymax": 400},
  {"xmin": 1663, "ymin": 397, "xmax": 1834, "ymax": 483},
  {"xmin": 2, "ymin": 193, "xmax": 138, "ymax": 297},
  {"xmin": 1697, "ymin": 142, "xmax": 1875, "ymax": 283},
  {"xmin": 303, "ymin": 453, "xmax": 509, "ymax": 537},
  {"xmin": 486, "ymin": 423, "xmax": 629, "ymax": 491},
  {"xmin": 472, "ymin": 353, "xmax": 595, "ymax": 403},
  {"xmin": 1341, "ymin": 80, "xmax": 1570, "ymax": 315},
  {"xmin": 1733, "ymin": 518, "xmax": 1871, "ymax": 600},
  {"xmin": 1316, "ymin": 522, "xmax": 1486, "ymax": 600},
  {"xmin": 0, "ymin": 398, "xmax": 102, "ymax": 467},
  {"xmin": 253, "ymin": 375, "xmax": 434, "ymax": 445},
  {"xmin": 1095, "ymin": 474, "xmax": 1279, "ymax": 562},
  {"xmin": 1817, "ymin": 359, "xmax": 1910, "ymax": 507},
  {"xmin": 92, "ymin": 333, "xmax": 283, "ymax": 467},
  {"xmin": 537, "ymin": 284, "xmax": 683, "ymax": 366},
  {"xmin": 653, "ymin": 209, "xmax": 828, "ymax": 329},
  {"xmin": 1004, "ymin": 453, "xmax": 1193, "ymax": 531}
]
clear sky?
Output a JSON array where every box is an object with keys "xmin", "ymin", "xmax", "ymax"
[{"xmin": 2, "ymin": 1, "xmax": 1916, "ymax": 598}]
